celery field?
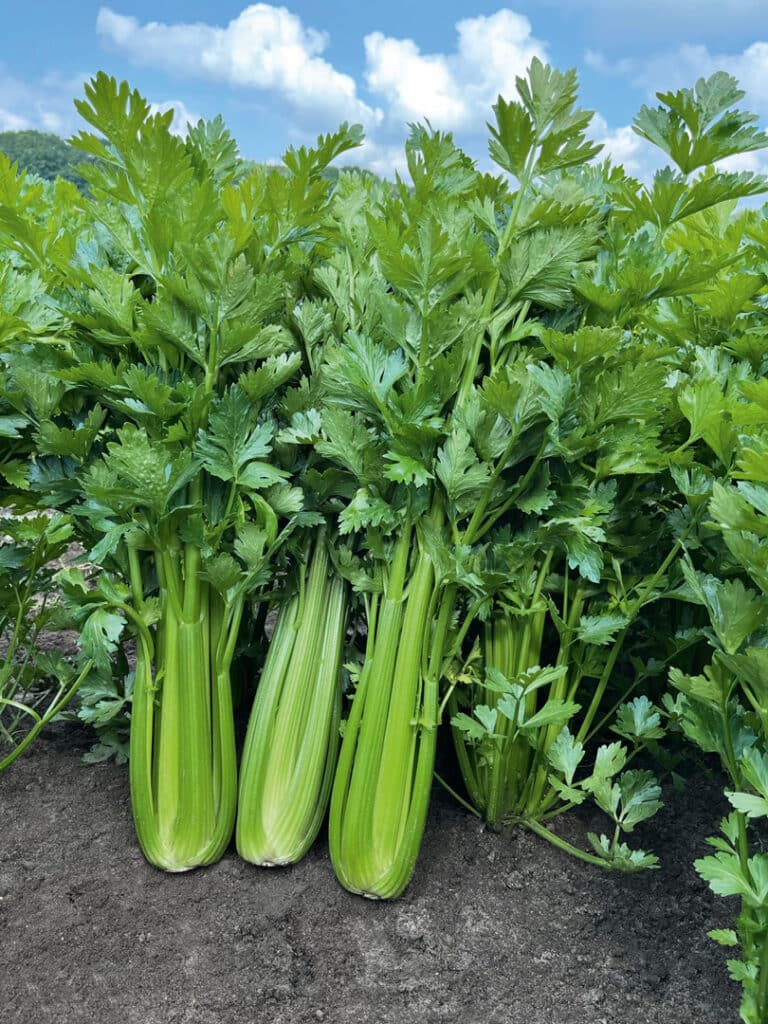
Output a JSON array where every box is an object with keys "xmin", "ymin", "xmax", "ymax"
[{"xmin": 3, "ymin": 63, "xmax": 768, "ymax": 1023}]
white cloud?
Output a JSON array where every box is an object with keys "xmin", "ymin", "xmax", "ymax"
[
  {"xmin": 96, "ymin": 5, "xmax": 381, "ymax": 127},
  {"xmin": 149, "ymin": 99, "xmax": 203, "ymax": 137},
  {"xmin": 94, "ymin": 5, "xmax": 551, "ymax": 172},
  {"xmin": 365, "ymin": 34, "xmax": 465, "ymax": 127},
  {"xmin": 0, "ymin": 66, "xmax": 88, "ymax": 136},
  {"xmin": 336, "ymin": 138, "xmax": 410, "ymax": 179},
  {"xmin": 587, "ymin": 40, "xmax": 768, "ymax": 118},
  {"xmin": 712, "ymin": 148, "xmax": 768, "ymax": 185},
  {"xmin": 100, "ymin": 4, "xmax": 763, "ymax": 181},
  {"xmin": 590, "ymin": 114, "xmax": 654, "ymax": 178},
  {"xmin": 96, "ymin": 6, "xmax": 547, "ymax": 148},
  {"xmin": 364, "ymin": 10, "xmax": 547, "ymax": 130},
  {"xmin": 587, "ymin": 39, "xmax": 768, "ymax": 178},
  {"xmin": 0, "ymin": 108, "xmax": 32, "ymax": 132},
  {"xmin": 719, "ymin": 149, "xmax": 768, "ymax": 172}
]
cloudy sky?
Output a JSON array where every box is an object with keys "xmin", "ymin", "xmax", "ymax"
[{"xmin": 4, "ymin": 1, "xmax": 768, "ymax": 177}]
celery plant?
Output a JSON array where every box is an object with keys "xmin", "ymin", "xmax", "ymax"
[
  {"xmin": 284, "ymin": 61, "xmax": 608, "ymax": 897},
  {"xmin": 19, "ymin": 74, "xmax": 360, "ymax": 869},
  {"xmin": 448, "ymin": 331, "xmax": 684, "ymax": 867},
  {"xmin": 329, "ymin": 519, "xmax": 441, "ymax": 898},
  {"xmin": 665, "ymin": 265, "xmax": 768, "ymax": 1023},
  {"xmin": 450, "ymin": 71, "xmax": 768, "ymax": 868},
  {"xmin": 671, "ymin": 513, "xmax": 768, "ymax": 1024},
  {"xmin": 0, "ymin": 165, "xmax": 105, "ymax": 768},
  {"xmin": 0, "ymin": 512, "xmax": 98, "ymax": 771}
]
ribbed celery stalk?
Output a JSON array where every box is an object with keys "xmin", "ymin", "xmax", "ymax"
[
  {"xmin": 236, "ymin": 536, "xmax": 347, "ymax": 865},
  {"xmin": 451, "ymin": 563, "xmax": 583, "ymax": 828},
  {"xmin": 129, "ymin": 545, "xmax": 241, "ymax": 872},
  {"xmin": 459, "ymin": 605, "xmax": 547, "ymax": 824},
  {"xmin": 329, "ymin": 523, "xmax": 449, "ymax": 898}
]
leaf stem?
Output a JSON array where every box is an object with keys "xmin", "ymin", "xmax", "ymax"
[
  {"xmin": 522, "ymin": 816, "xmax": 611, "ymax": 868},
  {"xmin": 433, "ymin": 770, "xmax": 482, "ymax": 818},
  {"xmin": 0, "ymin": 659, "xmax": 94, "ymax": 771}
]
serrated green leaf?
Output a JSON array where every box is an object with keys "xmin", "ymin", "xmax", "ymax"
[
  {"xmin": 726, "ymin": 791, "xmax": 768, "ymax": 819},
  {"xmin": 338, "ymin": 488, "xmax": 396, "ymax": 535},
  {"xmin": 696, "ymin": 851, "xmax": 755, "ymax": 900},
  {"xmin": 435, "ymin": 427, "xmax": 490, "ymax": 508},
  {"xmin": 633, "ymin": 72, "xmax": 768, "ymax": 174},
  {"xmin": 591, "ymin": 742, "xmax": 628, "ymax": 780},
  {"xmin": 613, "ymin": 695, "xmax": 665, "ymax": 742},
  {"xmin": 617, "ymin": 769, "xmax": 663, "ymax": 830},
  {"xmin": 234, "ymin": 524, "xmax": 268, "ymax": 571},
  {"xmin": 474, "ymin": 704, "xmax": 498, "ymax": 734},
  {"xmin": 80, "ymin": 607, "xmax": 125, "ymax": 672},
  {"xmin": 547, "ymin": 726, "xmax": 585, "ymax": 785},
  {"xmin": 519, "ymin": 698, "xmax": 580, "ymax": 732},
  {"xmin": 383, "ymin": 451, "xmax": 433, "ymax": 487},
  {"xmin": 577, "ymin": 612, "xmax": 629, "ymax": 646},
  {"xmin": 586, "ymin": 833, "xmax": 659, "ymax": 871},
  {"xmin": 451, "ymin": 711, "xmax": 488, "ymax": 741},
  {"xmin": 708, "ymin": 929, "xmax": 739, "ymax": 948}
]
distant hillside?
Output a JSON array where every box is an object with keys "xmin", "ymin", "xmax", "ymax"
[
  {"xmin": 0, "ymin": 130, "xmax": 89, "ymax": 191},
  {"xmin": 0, "ymin": 129, "xmax": 384, "ymax": 194},
  {"xmin": 320, "ymin": 165, "xmax": 385, "ymax": 183}
]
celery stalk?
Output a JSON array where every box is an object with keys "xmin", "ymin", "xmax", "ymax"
[
  {"xmin": 129, "ymin": 573, "xmax": 239, "ymax": 872},
  {"xmin": 236, "ymin": 536, "xmax": 347, "ymax": 866},
  {"xmin": 329, "ymin": 527, "xmax": 447, "ymax": 899}
]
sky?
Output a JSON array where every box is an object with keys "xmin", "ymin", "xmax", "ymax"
[{"xmin": 3, "ymin": 1, "xmax": 768, "ymax": 179}]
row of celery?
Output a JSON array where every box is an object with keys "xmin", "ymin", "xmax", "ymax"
[{"xmin": 2, "ymin": 66, "xmax": 768, "ymax": 949}]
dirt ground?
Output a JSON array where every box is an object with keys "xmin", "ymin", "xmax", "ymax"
[{"xmin": 0, "ymin": 724, "xmax": 739, "ymax": 1024}]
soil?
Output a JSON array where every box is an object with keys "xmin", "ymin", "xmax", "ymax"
[{"xmin": 0, "ymin": 724, "xmax": 740, "ymax": 1024}]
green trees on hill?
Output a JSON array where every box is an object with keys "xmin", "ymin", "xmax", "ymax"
[
  {"xmin": 0, "ymin": 129, "xmax": 382, "ymax": 192},
  {"xmin": 0, "ymin": 130, "xmax": 88, "ymax": 190}
]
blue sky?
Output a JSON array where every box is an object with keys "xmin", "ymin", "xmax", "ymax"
[{"xmin": 4, "ymin": 2, "xmax": 768, "ymax": 177}]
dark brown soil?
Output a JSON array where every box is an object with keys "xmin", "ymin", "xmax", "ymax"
[{"xmin": 0, "ymin": 725, "xmax": 739, "ymax": 1024}]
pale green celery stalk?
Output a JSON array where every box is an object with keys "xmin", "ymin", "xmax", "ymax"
[
  {"xmin": 236, "ymin": 536, "xmax": 347, "ymax": 866},
  {"xmin": 450, "ymin": 555, "xmax": 589, "ymax": 827},
  {"xmin": 450, "ymin": 566, "xmax": 550, "ymax": 826},
  {"xmin": 524, "ymin": 583, "xmax": 586, "ymax": 815},
  {"xmin": 483, "ymin": 606, "xmax": 546, "ymax": 823},
  {"xmin": 452, "ymin": 556, "xmax": 656, "ymax": 839},
  {"xmin": 129, "ymin": 542, "xmax": 240, "ymax": 872},
  {"xmin": 705, "ymin": 681, "xmax": 768, "ymax": 1024},
  {"xmin": 329, "ymin": 519, "xmax": 448, "ymax": 899}
]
